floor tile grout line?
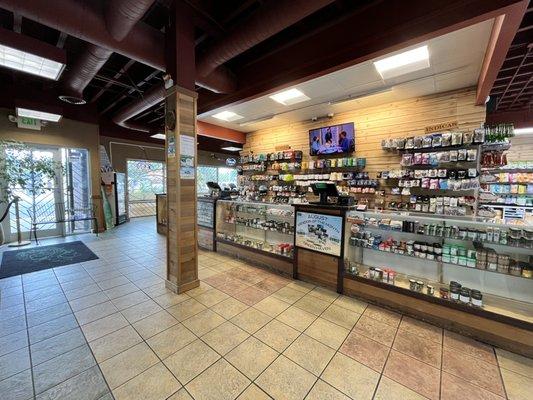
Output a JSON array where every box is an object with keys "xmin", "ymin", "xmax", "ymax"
[
  {"xmin": 19, "ymin": 278, "xmax": 37, "ymax": 400},
  {"xmin": 439, "ymin": 327, "xmax": 444, "ymax": 400}
]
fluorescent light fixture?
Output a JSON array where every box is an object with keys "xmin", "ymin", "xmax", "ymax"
[
  {"xmin": 269, "ymin": 88, "xmax": 310, "ymax": 105},
  {"xmin": 329, "ymin": 87, "xmax": 393, "ymax": 105},
  {"xmin": 374, "ymin": 45, "xmax": 430, "ymax": 80},
  {"xmin": 221, "ymin": 146, "xmax": 243, "ymax": 152},
  {"xmin": 212, "ymin": 111, "xmax": 244, "ymax": 122},
  {"xmin": 514, "ymin": 127, "xmax": 533, "ymax": 135},
  {"xmin": 0, "ymin": 44, "xmax": 65, "ymax": 80},
  {"xmin": 16, "ymin": 107, "xmax": 62, "ymax": 122},
  {"xmin": 151, "ymin": 133, "xmax": 166, "ymax": 140}
]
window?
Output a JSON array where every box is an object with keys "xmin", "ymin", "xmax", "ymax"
[{"xmin": 197, "ymin": 166, "xmax": 237, "ymax": 194}]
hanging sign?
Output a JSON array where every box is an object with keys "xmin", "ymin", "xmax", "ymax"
[
  {"xmin": 295, "ymin": 211, "xmax": 343, "ymax": 256},
  {"xmin": 17, "ymin": 116, "xmax": 41, "ymax": 131}
]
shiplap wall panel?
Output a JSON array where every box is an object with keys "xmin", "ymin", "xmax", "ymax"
[{"xmin": 242, "ymin": 87, "xmax": 487, "ymax": 174}]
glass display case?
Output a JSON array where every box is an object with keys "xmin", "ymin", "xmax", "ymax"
[
  {"xmin": 197, "ymin": 197, "xmax": 216, "ymax": 229},
  {"xmin": 344, "ymin": 210, "xmax": 533, "ymax": 324},
  {"xmin": 216, "ymin": 200, "xmax": 295, "ymax": 259}
]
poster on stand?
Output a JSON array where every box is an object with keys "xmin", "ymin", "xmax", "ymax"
[
  {"xmin": 295, "ymin": 211, "xmax": 342, "ymax": 256},
  {"xmin": 179, "ymin": 135, "xmax": 195, "ymax": 179}
]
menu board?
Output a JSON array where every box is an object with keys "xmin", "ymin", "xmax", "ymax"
[
  {"xmin": 197, "ymin": 200, "xmax": 215, "ymax": 228},
  {"xmin": 295, "ymin": 211, "xmax": 343, "ymax": 256}
]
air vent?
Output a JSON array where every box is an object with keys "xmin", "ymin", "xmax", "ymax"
[{"xmin": 59, "ymin": 95, "xmax": 87, "ymax": 105}]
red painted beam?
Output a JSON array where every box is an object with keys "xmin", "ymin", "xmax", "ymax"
[
  {"xmin": 197, "ymin": 121, "xmax": 246, "ymax": 144},
  {"xmin": 198, "ymin": 0, "xmax": 527, "ymax": 114},
  {"xmin": 476, "ymin": 0, "xmax": 529, "ymax": 105}
]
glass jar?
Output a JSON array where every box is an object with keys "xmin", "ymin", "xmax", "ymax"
[
  {"xmin": 459, "ymin": 288, "xmax": 471, "ymax": 304},
  {"xmin": 471, "ymin": 290, "xmax": 483, "ymax": 307}
]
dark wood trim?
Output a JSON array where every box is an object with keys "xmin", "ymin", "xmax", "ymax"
[{"xmin": 343, "ymin": 274, "xmax": 532, "ymax": 331}]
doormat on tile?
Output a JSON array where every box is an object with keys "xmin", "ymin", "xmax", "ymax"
[{"xmin": 0, "ymin": 241, "xmax": 98, "ymax": 278}]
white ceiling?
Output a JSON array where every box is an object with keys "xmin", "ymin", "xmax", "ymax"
[{"xmin": 198, "ymin": 19, "xmax": 494, "ymax": 132}]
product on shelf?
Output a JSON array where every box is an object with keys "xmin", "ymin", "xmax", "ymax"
[
  {"xmin": 400, "ymin": 149, "xmax": 478, "ymax": 166},
  {"xmin": 216, "ymin": 232, "xmax": 294, "ymax": 258},
  {"xmin": 381, "ymin": 130, "xmax": 485, "ymax": 152}
]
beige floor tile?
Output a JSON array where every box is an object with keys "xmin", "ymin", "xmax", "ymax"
[
  {"xmin": 322, "ymin": 353, "xmax": 379, "ymax": 400},
  {"xmin": 167, "ymin": 388, "xmax": 194, "ymax": 400},
  {"xmin": 305, "ymin": 380, "xmax": 350, "ymax": 400},
  {"xmin": 164, "ymin": 340, "xmax": 220, "ymax": 385},
  {"xmin": 225, "ymin": 337, "xmax": 279, "ymax": 380},
  {"xmin": 99, "ymin": 342, "xmax": 159, "ymax": 389},
  {"xmin": 501, "ymin": 368, "xmax": 533, "ymax": 400},
  {"xmin": 210, "ymin": 297, "xmax": 249, "ymax": 319},
  {"xmin": 132, "ymin": 310, "xmax": 178, "ymax": 339},
  {"xmin": 283, "ymin": 334, "xmax": 335, "ymax": 376},
  {"xmin": 113, "ymin": 363, "xmax": 181, "ymax": 400},
  {"xmin": 496, "ymin": 348, "xmax": 533, "ymax": 378},
  {"xmin": 185, "ymin": 281, "xmax": 214, "ymax": 297},
  {"xmin": 307, "ymin": 286, "xmax": 339, "ymax": 303},
  {"xmin": 374, "ymin": 376, "xmax": 428, "ymax": 400},
  {"xmin": 89, "ymin": 325, "xmax": 143, "ymax": 362},
  {"xmin": 194, "ymin": 288, "xmax": 230, "ymax": 307},
  {"xmin": 293, "ymin": 294, "xmax": 330, "ymax": 316},
  {"xmin": 230, "ymin": 308, "xmax": 272, "ymax": 334},
  {"xmin": 363, "ymin": 305, "xmax": 402, "ymax": 328},
  {"xmin": 81, "ymin": 312, "xmax": 129, "ymax": 342},
  {"xmin": 152, "ymin": 292, "xmax": 190, "ymax": 308},
  {"xmin": 254, "ymin": 319, "xmax": 300, "ymax": 352},
  {"xmin": 272, "ymin": 286, "xmax": 306, "ymax": 304},
  {"xmin": 321, "ymin": 304, "xmax": 360, "ymax": 330},
  {"xmin": 201, "ymin": 321, "xmax": 249, "ymax": 355},
  {"xmin": 147, "ymin": 324, "xmax": 196, "ymax": 360},
  {"xmin": 186, "ymin": 359, "xmax": 250, "ymax": 400},
  {"xmin": 121, "ymin": 299, "xmax": 163, "ymax": 324},
  {"xmin": 111, "ymin": 291, "xmax": 150, "ymax": 311},
  {"xmin": 276, "ymin": 306, "xmax": 316, "ymax": 332},
  {"xmin": 256, "ymin": 355, "xmax": 316, "ymax": 400},
  {"xmin": 285, "ymin": 280, "xmax": 315, "ymax": 294},
  {"xmin": 304, "ymin": 318, "xmax": 349, "ymax": 350},
  {"xmin": 254, "ymin": 296, "xmax": 291, "ymax": 317},
  {"xmin": 237, "ymin": 384, "xmax": 272, "ymax": 400},
  {"xmin": 167, "ymin": 298, "xmax": 207, "ymax": 321},
  {"xmin": 74, "ymin": 301, "xmax": 118, "ymax": 325},
  {"xmin": 182, "ymin": 309, "xmax": 225, "ymax": 336},
  {"xmin": 332, "ymin": 295, "xmax": 368, "ymax": 314}
]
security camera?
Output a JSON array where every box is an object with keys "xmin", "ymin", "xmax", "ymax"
[
  {"xmin": 311, "ymin": 116, "xmax": 318, "ymax": 122},
  {"xmin": 327, "ymin": 113, "xmax": 334, "ymax": 118},
  {"xmin": 8, "ymin": 114, "xmax": 17, "ymax": 122}
]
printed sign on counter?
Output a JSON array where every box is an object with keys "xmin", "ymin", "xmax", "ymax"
[{"xmin": 295, "ymin": 211, "xmax": 342, "ymax": 256}]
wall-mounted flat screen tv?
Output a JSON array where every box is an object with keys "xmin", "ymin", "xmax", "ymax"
[{"xmin": 309, "ymin": 122, "xmax": 355, "ymax": 156}]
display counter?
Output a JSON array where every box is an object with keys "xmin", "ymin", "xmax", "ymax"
[
  {"xmin": 197, "ymin": 197, "xmax": 217, "ymax": 251},
  {"xmin": 215, "ymin": 200, "xmax": 294, "ymax": 275},
  {"xmin": 343, "ymin": 209, "xmax": 533, "ymax": 355}
]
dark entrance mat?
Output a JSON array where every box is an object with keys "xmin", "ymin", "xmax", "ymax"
[{"xmin": 0, "ymin": 241, "xmax": 99, "ymax": 279}]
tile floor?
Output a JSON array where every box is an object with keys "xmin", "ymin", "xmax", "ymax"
[{"xmin": 1, "ymin": 217, "xmax": 532, "ymax": 400}]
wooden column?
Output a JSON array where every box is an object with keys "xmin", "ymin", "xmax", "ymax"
[{"xmin": 164, "ymin": 85, "xmax": 199, "ymax": 293}]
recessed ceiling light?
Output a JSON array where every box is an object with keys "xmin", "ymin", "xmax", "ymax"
[
  {"xmin": 16, "ymin": 107, "xmax": 62, "ymax": 122},
  {"xmin": 269, "ymin": 88, "xmax": 310, "ymax": 105},
  {"xmin": 221, "ymin": 146, "xmax": 243, "ymax": 152},
  {"xmin": 151, "ymin": 133, "xmax": 166, "ymax": 140},
  {"xmin": 212, "ymin": 111, "xmax": 244, "ymax": 122},
  {"xmin": 514, "ymin": 127, "xmax": 533, "ymax": 135},
  {"xmin": 0, "ymin": 44, "xmax": 65, "ymax": 80},
  {"xmin": 374, "ymin": 45, "xmax": 430, "ymax": 80}
]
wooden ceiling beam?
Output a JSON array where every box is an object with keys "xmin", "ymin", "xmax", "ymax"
[{"xmin": 476, "ymin": 0, "xmax": 529, "ymax": 105}]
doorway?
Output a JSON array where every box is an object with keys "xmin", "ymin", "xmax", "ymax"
[
  {"xmin": 126, "ymin": 159, "xmax": 166, "ymax": 218},
  {"xmin": 3, "ymin": 145, "xmax": 92, "ymax": 242}
]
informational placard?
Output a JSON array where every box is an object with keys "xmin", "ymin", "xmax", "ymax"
[
  {"xmin": 179, "ymin": 134, "xmax": 195, "ymax": 179},
  {"xmin": 295, "ymin": 211, "xmax": 343, "ymax": 256}
]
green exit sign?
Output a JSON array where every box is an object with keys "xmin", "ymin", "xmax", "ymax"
[{"xmin": 17, "ymin": 116, "xmax": 41, "ymax": 131}]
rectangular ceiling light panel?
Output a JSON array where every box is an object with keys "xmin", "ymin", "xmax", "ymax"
[
  {"xmin": 0, "ymin": 44, "xmax": 65, "ymax": 80},
  {"xmin": 221, "ymin": 146, "xmax": 243, "ymax": 152},
  {"xmin": 269, "ymin": 88, "xmax": 310, "ymax": 105},
  {"xmin": 212, "ymin": 111, "xmax": 244, "ymax": 122},
  {"xmin": 151, "ymin": 133, "xmax": 166, "ymax": 140},
  {"xmin": 16, "ymin": 107, "xmax": 62, "ymax": 122},
  {"xmin": 374, "ymin": 45, "xmax": 430, "ymax": 80}
]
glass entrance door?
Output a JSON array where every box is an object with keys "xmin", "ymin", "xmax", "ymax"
[{"xmin": 7, "ymin": 147, "xmax": 64, "ymax": 241}]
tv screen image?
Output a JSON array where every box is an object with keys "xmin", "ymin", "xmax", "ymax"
[{"xmin": 309, "ymin": 122, "xmax": 355, "ymax": 155}]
